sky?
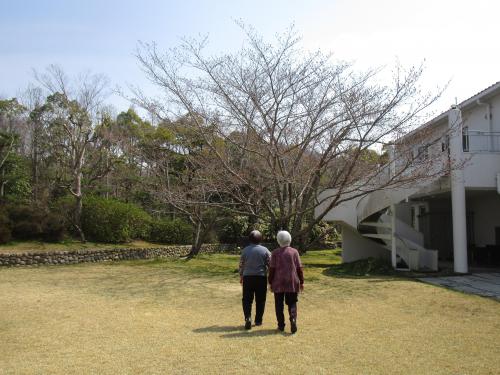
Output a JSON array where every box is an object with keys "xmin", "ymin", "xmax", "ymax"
[{"xmin": 1, "ymin": 0, "xmax": 499, "ymax": 117}]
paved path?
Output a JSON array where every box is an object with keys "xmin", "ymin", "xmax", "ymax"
[{"xmin": 419, "ymin": 273, "xmax": 500, "ymax": 300}]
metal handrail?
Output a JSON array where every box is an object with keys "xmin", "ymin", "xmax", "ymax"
[{"xmin": 463, "ymin": 130, "xmax": 500, "ymax": 152}]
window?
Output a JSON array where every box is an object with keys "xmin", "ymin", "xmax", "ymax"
[
  {"xmin": 441, "ymin": 135, "xmax": 449, "ymax": 152},
  {"xmin": 411, "ymin": 203, "xmax": 428, "ymax": 232},
  {"xmin": 462, "ymin": 126, "xmax": 469, "ymax": 152}
]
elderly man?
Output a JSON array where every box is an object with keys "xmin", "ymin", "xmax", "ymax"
[
  {"xmin": 239, "ymin": 230, "xmax": 271, "ymax": 330},
  {"xmin": 268, "ymin": 230, "xmax": 304, "ymax": 334}
]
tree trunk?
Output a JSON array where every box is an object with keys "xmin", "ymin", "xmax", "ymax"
[
  {"xmin": 0, "ymin": 167, "xmax": 5, "ymax": 197},
  {"xmin": 293, "ymin": 232, "xmax": 308, "ymax": 254},
  {"xmin": 32, "ymin": 125, "xmax": 40, "ymax": 202},
  {"xmin": 291, "ymin": 216, "xmax": 308, "ymax": 254},
  {"xmin": 188, "ymin": 221, "xmax": 203, "ymax": 258},
  {"xmin": 74, "ymin": 193, "xmax": 86, "ymax": 243},
  {"xmin": 73, "ymin": 168, "xmax": 86, "ymax": 243}
]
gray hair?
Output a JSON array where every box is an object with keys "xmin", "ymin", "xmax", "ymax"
[
  {"xmin": 277, "ymin": 230, "xmax": 292, "ymax": 247},
  {"xmin": 249, "ymin": 230, "xmax": 262, "ymax": 244}
]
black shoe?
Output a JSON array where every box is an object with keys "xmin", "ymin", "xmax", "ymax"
[
  {"xmin": 254, "ymin": 321, "xmax": 262, "ymax": 326},
  {"xmin": 245, "ymin": 319, "xmax": 252, "ymax": 330},
  {"xmin": 290, "ymin": 320, "xmax": 297, "ymax": 334},
  {"xmin": 277, "ymin": 325, "xmax": 285, "ymax": 332}
]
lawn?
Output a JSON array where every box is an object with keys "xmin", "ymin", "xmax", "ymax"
[{"xmin": 0, "ymin": 250, "xmax": 499, "ymax": 374}]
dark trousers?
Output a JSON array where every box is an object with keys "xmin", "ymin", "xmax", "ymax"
[
  {"xmin": 242, "ymin": 275, "xmax": 268, "ymax": 323},
  {"xmin": 274, "ymin": 292, "xmax": 298, "ymax": 328}
]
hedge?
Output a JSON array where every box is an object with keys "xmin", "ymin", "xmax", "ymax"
[{"xmin": 81, "ymin": 196, "xmax": 152, "ymax": 243}]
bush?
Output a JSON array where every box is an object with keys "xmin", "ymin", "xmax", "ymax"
[
  {"xmin": 0, "ymin": 210, "xmax": 12, "ymax": 244},
  {"xmin": 8, "ymin": 205, "xmax": 44, "ymax": 240},
  {"xmin": 2, "ymin": 204, "xmax": 66, "ymax": 242},
  {"xmin": 217, "ymin": 215, "xmax": 248, "ymax": 243},
  {"xmin": 308, "ymin": 221, "xmax": 340, "ymax": 247},
  {"xmin": 81, "ymin": 196, "xmax": 152, "ymax": 243},
  {"xmin": 12, "ymin": 221, "xmax": 42, "ymax": 239},
  {"xmin": 42, "ymin": 213, "xmax": 66, "ymax": 242},
  {"xmin": 149, "ymin": 219, "xmax": 193, "ymax": 244}
]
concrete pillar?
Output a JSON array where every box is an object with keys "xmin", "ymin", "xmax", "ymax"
[{"xmin": 448, "ymin": 107, "xmax": 468, "ymax": 273}]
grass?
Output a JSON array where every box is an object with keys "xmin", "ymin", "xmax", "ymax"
[
  {"xmin": 0, "ymin": 239, "xmax": 169, "ymax": 254},
  {"xmin": 123, "ymin": 249, "xmax": 343, "ymax": 280},
  {"xmin": 1, "ymin": 250, "xmax": 499, "ymax": 374}
]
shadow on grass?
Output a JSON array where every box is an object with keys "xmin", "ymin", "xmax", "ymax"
[
  {"xmin": 220, "ymin": 329, "xmax": 287, "ymax": 338},
  {"xmin": 320, "ymin": 258, "xmax": 405, "ymax": 281},
  {"xmin": 193, "ymin": 325, "xmax": 288, "ymax": 338},
  {"xmin": 193, "ymin": 325, "xmax": 242, "ymax": 333}
]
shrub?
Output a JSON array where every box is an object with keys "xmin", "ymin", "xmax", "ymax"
[
  {"xmin": 12, "ymin": 221, "xmax": 43, "ymax": 239},
  {"xmin": 149, "ymin": 219, "xmax": 193, "ymax": 244},
  {"xmin": 308, "ymin": 221, "xmax": 340, "ymax": 247},
  {"xmin": 81, "ymin": 196, "xmax": 152, "ymax": 243},
  {"xmin": 8, "ymin": 205, "xmax": 44, "ymax": 240},
  {"xmin": 42, "ymin": 213, "xmax": 66, "ymax": 242},
  {"xmin": 126, "ymin": 204, "xmax": 152, "ymax": 239},
  {"xmin": 0, "ymin": 210, "xmax": 12, "ymax": 244},
  {"xmin": 217, "ymin": 215, "xmax": 248, "ymax": 243},
  {"xmin": 51, "ymin": 195, "xmax": 78, "ymax": 235}
]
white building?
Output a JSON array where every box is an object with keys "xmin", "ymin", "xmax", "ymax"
[{"xmin": 316, "ymin": 82, "xmax": 500, "ymax": 273}]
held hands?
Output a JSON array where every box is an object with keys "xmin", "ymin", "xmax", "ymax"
[{"xmin": 240, "ymin": 276, "xmax": 243, "ymax": 285}]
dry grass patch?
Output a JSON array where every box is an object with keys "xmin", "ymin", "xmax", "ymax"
[{"xmin": 0, "ymin": 251, "xmax": 499, "ymax": 374}]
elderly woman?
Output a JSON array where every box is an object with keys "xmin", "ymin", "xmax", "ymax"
[{"xmin": 268, "ymin": 231, "xmax": 304, "ymax": 334}]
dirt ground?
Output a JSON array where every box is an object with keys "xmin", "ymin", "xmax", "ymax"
[{"xmin": 1, "ymin": 257, "xmax": 499, "ymax": 374}]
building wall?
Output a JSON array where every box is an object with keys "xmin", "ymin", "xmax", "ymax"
[
  {"xmin": 396, "ymin": 202, "xmax": 412, "ymax": 227},
  {"xmin": 490, "ymin": 94, "xmax": 500, "ymax": 132},
  {"xmin": 462, "ymin": 92, "xmax": 500, "ymax": 133},
  {"xmin": 462, "ymin": 103, "xmax": 490, "ymax": 133},
  {"xmin": 468, "ymin": 192, "xmax": 500, "ymax": 247},
  {"xmin": 426, "ymin": 197, "xmax": 454, "ymax": 260},
  {"xmin": 464, "ymin": 153, "xmax": 500, "ymax": 188},
  {"xmin": 341, "ymin": 224, "xmax": 389, "ymax": 263}
]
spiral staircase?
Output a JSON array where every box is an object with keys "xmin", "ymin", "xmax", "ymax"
[{"xmin": 355, "ymin": 188, "xmax": 438, "ymax": 271}]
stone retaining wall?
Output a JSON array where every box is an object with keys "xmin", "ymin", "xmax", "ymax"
[{"xmin": 0, "ymin": 243, "xmax": 240, "ymax": 267}]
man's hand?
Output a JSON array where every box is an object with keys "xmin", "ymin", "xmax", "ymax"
[{"xmin": 240, "ymin": 276, "xmax": 243, "ymax": 285}]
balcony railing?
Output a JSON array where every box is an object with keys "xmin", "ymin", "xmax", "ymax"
[{"xmin": 463, "ymin": 131, "xmax": 500, "ymax": 152}]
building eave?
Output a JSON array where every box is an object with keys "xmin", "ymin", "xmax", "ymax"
[{"xmin": 398, "ymin": 81, "xmax": 500, "ymax": 142}]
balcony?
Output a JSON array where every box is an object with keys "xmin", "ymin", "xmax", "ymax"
[{"xmin": 463, "ymin": 131, "xmax": 500, "ymax": 153}]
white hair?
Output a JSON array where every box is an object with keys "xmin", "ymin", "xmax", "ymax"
[{"xmin": 276, "ymin": 230, "xmax": 292, "ymax": 247}]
